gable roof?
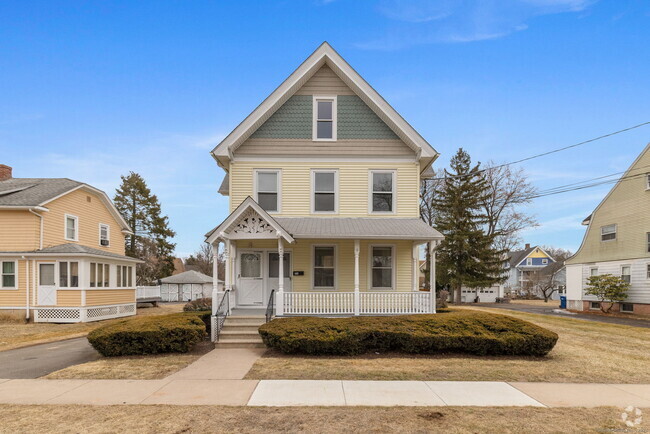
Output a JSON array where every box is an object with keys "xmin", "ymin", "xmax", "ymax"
[
  {"xmin": 211, "ymin": 42, "xmax": 438, "ymax": 163},
  {"xmin": 509, "ymin": 245, "xmax": 555, "ymax": 267},
  {"xmin": 0, "ymin": 177, "xmax": 132, "ymax": 233},
  {"xmin": 160, "ymin": 270, "xmax": 219, "ymax": 284}
]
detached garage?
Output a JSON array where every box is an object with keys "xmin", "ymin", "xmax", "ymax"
[{"xmin": 160, "ymin": 270, "xmax": 222, "ymax": 302}]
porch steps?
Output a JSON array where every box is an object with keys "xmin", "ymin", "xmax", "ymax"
[{"xmin": 215, "ymin": 315, "xmax": 266, "ymax": 348}]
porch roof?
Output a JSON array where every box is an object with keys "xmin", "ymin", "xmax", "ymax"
[
  {"xmin": 0, "ymin": 243, "xmax": 143, "ymax": 262},
  {"xmin": 275, "ymin": 217, "xmax": 443, "ymax": 241}
]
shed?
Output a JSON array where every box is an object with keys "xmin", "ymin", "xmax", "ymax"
[{"xmin": 159, "ymin": 270, "xmax": 222, "ymax": 302}]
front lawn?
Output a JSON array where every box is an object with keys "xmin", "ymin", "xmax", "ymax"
[
  {"xmin": 0, "ymin": 303, "xmax": 184, "ymax": 352},
  {"xmin": 246, "ymin": 307, "xmax": 650, "ymax": 383}
]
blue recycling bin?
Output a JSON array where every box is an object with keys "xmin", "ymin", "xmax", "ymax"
[{"xmin": 560, "ymin": 296, "xmax": 567, "ymax": 309}]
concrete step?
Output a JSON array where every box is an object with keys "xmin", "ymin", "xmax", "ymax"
[
  {"xmin": 222, "ymin": 325, "xmax": 262, "ymax": 332},
  {"xmin": 224, "ymin": 318, "xmax": 265, "ymax": 327},
  {"xmin": 215, "ymin": 339, "xmax": 266, "ymax": 349},
  {"xmin": 220, "ymin": 330, "xmax": 262, "ymax": 340}
]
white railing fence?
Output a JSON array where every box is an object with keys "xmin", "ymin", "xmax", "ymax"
[
  {"xmin": 279, "ymin": 291, "xmax": 432, "ymax": 316},
  {"xmin": 136, "ymin": 285, "xmax": 161, "ymax": 300}
]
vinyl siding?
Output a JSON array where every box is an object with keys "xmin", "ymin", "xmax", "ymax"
[
  {"xmin": 0, "ymin": 259, "xmax": 27, "ymax": 307},
  {"xmin": 42, "ymin": 189, "xmax": 126, "ymax": 255},
  {"xmin": 577, "ymin": 259, "xmax": 650, "ymax": 304},
  {"xmin": 57, "ymin": 290, "xmax": 82, "ymax": 307},
  {"xmin": 229, "ymin": 161, "xmax": 420, "ymax": 217},
  {"xmin": 0, "ymin": 211, "xmax": 39, "ymax": 251},
  {"xmin": 237, "ymin": 139, "xmax": 413, "ymax": 157},
  {"xmin": 234, "ymin": 239, "xmax": 415, "ymax": 292},
  {"xmin": 86, "ymin": 289, "xmax": 135, "ymax": 306},
  {"xmin": 294, "ymin": 65, "xmax": 355, "ymax": 96},
  {"xmin": 567, "ymin": 147, "xmax": 650, "ymax": 264}
]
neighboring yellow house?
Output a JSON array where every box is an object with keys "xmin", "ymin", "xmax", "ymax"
[
  {"xmin": 0, "ymin": 165, "xmax": 140, "ymax": 322},
  {"xmin": 566, "ymin": 143, "xmax": 650, "ymax": 315},
  {"xmin": 206, "ymin": 42, "xmax": 443, "ymax": 320}
]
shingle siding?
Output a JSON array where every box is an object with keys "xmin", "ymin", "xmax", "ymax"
[
  {"xmin": 250, "ymin": 95, "xmax": 312, "ymax": 139},
  {"xmin": 337, "ymin": 95, "xmax": 399, "ymax": 140}
]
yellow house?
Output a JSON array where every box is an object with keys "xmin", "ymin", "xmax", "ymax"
[
  {"xmin": 0, "ymin": 165, "xmax": 140, "ymax": 322},
  {"xmin": 206, "ymin": 42, "xmax": 443, "ymax": 323}
]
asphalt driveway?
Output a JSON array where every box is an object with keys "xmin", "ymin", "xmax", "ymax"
[
  {"xmin": 0, "ymin": 337, "xmax": 100, "ymax": 379},
  {"xmin": 482, "ymin": 303, "xmax": 650, "ymax": 328}
]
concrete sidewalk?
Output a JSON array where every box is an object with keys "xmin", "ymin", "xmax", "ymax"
[{"xmin": 0, "ymin": 378, "xmax": 649, "ymax": 407}]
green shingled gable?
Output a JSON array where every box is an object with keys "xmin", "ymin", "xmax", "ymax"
[{"xmin": 250, "ymin": 95, "xmax": 399, "ymax": 140}]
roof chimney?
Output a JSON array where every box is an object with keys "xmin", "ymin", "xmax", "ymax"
[
  {"xmin": 0, "ymin": 165, "xmax": 12, "ymax": 181},
  {"xmin": 525, "ymin": 243, "xmax": 531, "ymax": 249}
]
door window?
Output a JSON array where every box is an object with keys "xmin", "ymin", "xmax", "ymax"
[
  {"xmin": 241, "ymin": 253, "xmax": 261, "ymax": 278},
  {"xmin": 39, "ymin": 264, "xmax": 55, "ymax": 286},
  {"xmin": 269, "ymin": 253, "xmax": 290, "ymax": 278}
]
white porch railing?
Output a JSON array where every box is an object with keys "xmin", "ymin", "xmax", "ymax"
[
  {"xmin": 280, "ymin": 291, "xmax": 431, "ymax": 316},
  {"xmin": 136, "ymin": 285, "xmax": 161, "ymax": 300}
]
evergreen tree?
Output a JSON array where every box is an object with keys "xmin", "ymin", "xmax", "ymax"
[
  {"xmin": 114, "ymin": 172, "xmax": 176, "ymax": 282},
  {"xmin": 433, "ymin": 148, "xmax": 506, "ymax": 304}
]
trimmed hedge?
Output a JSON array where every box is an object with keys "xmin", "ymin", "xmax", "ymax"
[
  {"xmin": 258, "ymin": 310, "xmax": 558, "ymax": 357},
  {"xmin": 88, "ymin": 312, "xmax": 208, "ymax": 357},
  {"xmin": 184, "ymin": 298, "xmax": 212, "ymax": 312}
]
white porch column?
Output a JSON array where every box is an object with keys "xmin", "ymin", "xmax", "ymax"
[
  {"xmin": 429, "ymin": 241, "xmax": 437, "ymax": 314},
  {"xmin": 412, "ymin": 242, "xmax": 419, "ymax": 292},
  {"xmin": 276, "ymin": 234, "xmax": 285, "ymax": 316},
  {"xmin": 212, "ymin": 241, "xmax": 220, "ymax": 292},
  {"xmin": 354, "ymin": 239, "xmax": 360, "ymax": 316}
]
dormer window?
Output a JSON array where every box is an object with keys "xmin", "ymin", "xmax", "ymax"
[{"xmin": 313, "ymin": 96, "xmax": 336, "ymax": 140}]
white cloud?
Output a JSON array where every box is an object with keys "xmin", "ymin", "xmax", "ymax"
[{"xmin": 355, "ymin": 0, "xmax": 597, "ymax": 49}]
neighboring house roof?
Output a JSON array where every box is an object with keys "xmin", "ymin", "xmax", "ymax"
[
  {"xmin": 508, "ymin": 246, "xmax": 536, "ymax": 267},
  {"xmin": 0, "ymin": 243, "xmax": 142, "ymax": 262},
  {"xmin": 211, "ymin": 42, "xmax": 439, "ymax": 169},
  {"xmin": 0, "ymin": 177, "xmax": 132, "ymax": 233},
  {"xmin": 274, "ymin": 217, "xmax": 443, "ymax": 240},
  {"xmin": 172, "ymin": 258, "xmax": 186, "ymax": 275},
  {"xmin": 218, "ymin": 175, "xmax": 229, "ymax": 196},
  {"xmin": 160, "ymin": 270, "xmax": 219, "ymax": 284}
]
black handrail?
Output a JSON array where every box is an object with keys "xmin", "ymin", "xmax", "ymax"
[
  {"xmin": 265, "ymin": 289, "xmax": 275, "ymax": 323},
  {"xmin": 213, "ymin": 290, "xmax": 230, "ymax": 342}
]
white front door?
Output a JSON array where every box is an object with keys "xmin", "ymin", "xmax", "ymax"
[
  {"xmin": 268, "ymin": 252, "xmax": 292, "ymax": 295},
  {"xmin": 38, "ymin": 263, "xmax": 57, "ymax": 306},
  {"xmin": 238, "ymin": 252, "xmax": 264, "ymax": 305}
]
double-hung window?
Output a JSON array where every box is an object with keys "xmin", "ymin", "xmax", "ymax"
[
  {"xmin": 601, "ymin": 224, "xmax": 616, "ymax": 241},
  {"xmin": 1, "ymin": 261, "xmax": 16, "ymax": 289},
  {"xmin": 647, "ymin": 232, "xmax": 650, "ymax": 253},
  {"xmin": 646, "ymin": 174, "xmax": 650, "ymax": 190},
  {"xmin": 313, "ymin": 246, "xmax": 335, "ymax": 289},
  {"xmin": 255, "ymin": 170, "xmax": 280, "ymax": 212},
  {"xmin": 313, "ymin": 96, "xmax": 336, "ymax": 140},
  {"xmin": 58, "ymin": 262, "xmax": 79, "ymax": 287},
  {"xmin": 65, "ymin": 214, "xmax": 78, "ymax": 241},
  {"xmin": 526, "ymin": 258, "xmax": 532, "ymax": 266},
  {"xmin": 621, "ymin": 265, "xmax": 631, "ymax": 284},
  {"xmin": 99, "ymin": 224, "xmax": 110, "ymax": 247},
  {"xmin": 312, "ymin": 170, "xmax": 337, "ymax": 213},
  {"xmin": 370, "ymin": 170, "xmax": 395, "ymax": 213},
  {"xmin": 370, "ymin": 246, "xmax": 394, "ymax": 290}
]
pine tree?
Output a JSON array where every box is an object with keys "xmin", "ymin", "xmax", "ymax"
[
  {"xmin": 433, "ymin": 148, "xmax": 506, "ymax": 304},
  {"xmin": 114, "ymin": 172, "xmax": 176, "ymax": 282}
]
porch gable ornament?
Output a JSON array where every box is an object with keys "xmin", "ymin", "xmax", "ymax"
[{"xmin": 232, "ymin": 211, "xmax": 274, "ymax": 235}]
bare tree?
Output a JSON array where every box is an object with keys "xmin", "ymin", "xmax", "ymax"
[
  {"xmin": 480, "ymin": 163, "xmax": 538, "ymax": 252},
  {"xmin": 525, "ymin": 262, "xmax": 565, "ymax": 302},
  {"xmin": 185, "ymin": 243, "xmax": 225, "ymax": 280},
  {"xmin": 540, "ymin": 246, "xmax": 573, "ymax": 262}
]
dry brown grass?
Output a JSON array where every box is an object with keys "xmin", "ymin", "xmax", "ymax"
[
  {"xmin": 0, "ymin": 405, "xmax": 637, "ymax": 433},
  {"xmin": 247, "ymin": 307, "xmax": 650, "ymax": 383},
  {"xmin": 0, "ymin": 303, "xmax": 185, "ymax": 352},
  {"xmin": 44, "ymin": 341, "xmax": 213, "ymax": 380}
]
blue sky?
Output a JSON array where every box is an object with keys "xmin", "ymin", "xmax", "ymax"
[{"xmin": 1, "ymin": 0, "xmax": 649, "ymax": 257}]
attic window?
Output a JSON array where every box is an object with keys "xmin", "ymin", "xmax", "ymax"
[{"xmin": 313, "ymin": 96, "xmax": 336, "ymax": 140}]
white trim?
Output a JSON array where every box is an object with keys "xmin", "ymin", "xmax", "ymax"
[
  {"xmin": 233, "ymin": 155, "xmax": 418, "ymax": 163},
  {"xmin": 368, "ymin": 244, "xmax": 396, "ymax": 290},
  {"xmin": 646, "ymin": 173, "xmax": 650, "ymax": 190},
  {"xmin": 368, "ymin": 169, "xmax": 396, "ymax": 214},
  {"xmin": 0, "ymin": 260, "xmax": 18, "ymax": 290},
  {"xmin": 253, "ymin": 169, "xmax": 282, "ymax": 214},
  {"xmin": 312, "ymin": 95, "xmax": 337, "ymax": 141},
  {"xmin": 621, "ymin": 264, "xmax": 632, "ymax": 283},
  {"xmin": 312, "ymin": 244, "xmax": 337, "ymax": 290},
  {"xmin": 211, "ymin": 42, "xmax": 438, "ymax": 159},
  {"xmin": 311, "ymin": 169, "xmax": 339, "ymax": 214},
  {"xmin": 64, "ymin": 214, "xmax": 79, "ymax": 241},
  {"xmin": 99, "ymin": 223, "xmax": 110, "ymax": 247}
]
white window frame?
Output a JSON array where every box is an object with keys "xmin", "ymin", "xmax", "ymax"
[
  {"xmin": 526, "ymin": 258, "xmax": 532, "ymax": 266},
  {"xmin": 589, "ymin": 267, "xmax": 599, "ymax": 277},
  {"xmin": 57, "ymin": 261, "xmax": 79, "ymax": 288},
  {"xmin": 621, "ymin": 265, "xmax": 631, "ymax": 284},
  {"xmin": 600, "ymin": 224, "xmax": 617, "ymax": 242},
  {"xmin": 253, "ymin": 169, "xmax": 281, "ymax": 213},
  {"xmin": 312, "ymin": 96, "xmax": 337, "ymax": 141},
  {"xmin": 368, "ymin": 244, "xmax": 396, "ymax": 290},
  {"xmin": 312, "ymin": 244, "xmax": 337, "ymax": 290},
  {"xmin": 369, "ymin": 170, "xmax": 396, "ymax": 214},
  {"xmin": 646, "ymin": 173, "xmax": 650, "ymax": 190},
  {"xmin": 64, "ymin": 214, "xmax": 79, "ymax": 241},
  {"xmin": 89, "ymin": 262, "xmax": 111, "ymax": 288},
  {"xmin": 0, "ymin": 260, "xmax": 18, "ymax": 290},
  {"xmin": 99, "ymin": 223, "xmax": 110, "ymax": 247},
  {"xmin": 311, "ymin": 169, "xmax": 338, "ymax": 214},
  {"xmin": 542, "ymin": 258, "xmax": 548, "ymax": 265}
]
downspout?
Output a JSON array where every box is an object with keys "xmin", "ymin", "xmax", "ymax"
[
  {"xmin": 28, "ymin": 209, "xmax": 43, "ymax": 250},
  {"xmin": 22, "ymin": 255, "xmax": 29, "ymax": 320}
]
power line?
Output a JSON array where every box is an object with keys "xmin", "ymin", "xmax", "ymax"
[{"xmin": 430, "ymin": 121, "xmax": 650, "ymax": 181}]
